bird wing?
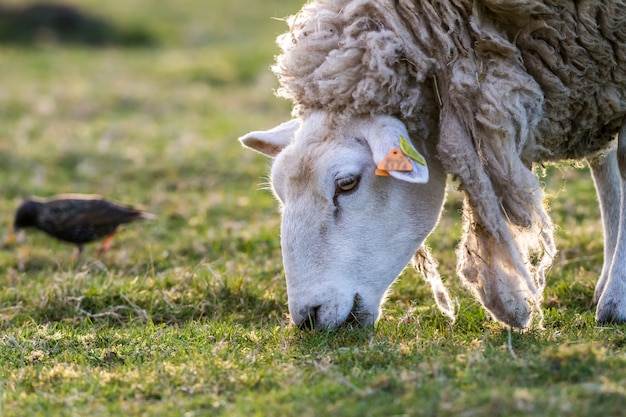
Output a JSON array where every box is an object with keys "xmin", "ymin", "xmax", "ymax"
[{"xmin": 39, "ymin": 198, "xmax": 144, "ymax": 229}]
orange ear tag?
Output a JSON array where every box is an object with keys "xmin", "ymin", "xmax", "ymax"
[
  {"xmin": 377, "ymin": 148, "xmax": 413, "ymax": 172},
  {"xmin": 375, "ymin": 168, "xmax": 390, "ymax": 176}
]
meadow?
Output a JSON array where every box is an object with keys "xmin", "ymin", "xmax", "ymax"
[{"xmin": 1, "ymin": 1, "xmax": 625, "ymax": 416}]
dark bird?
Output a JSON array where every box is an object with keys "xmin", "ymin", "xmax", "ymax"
[{"xmin": 9, "ymin": 194, "xmax": 156, "ymax": 253}]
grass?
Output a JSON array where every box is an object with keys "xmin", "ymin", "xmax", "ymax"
[{"xmin": 1, "ymin": 1, "xmax": 625, "ymax": 416}]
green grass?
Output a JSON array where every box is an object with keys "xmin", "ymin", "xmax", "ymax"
[{"xmin": 1, "ymin": 1, "xmax": 625, "ymax": 416}]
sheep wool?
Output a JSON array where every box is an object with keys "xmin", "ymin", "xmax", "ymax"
[{"xmin": 272, "ymin": 0, "xmax": 626, "ymax": 327}]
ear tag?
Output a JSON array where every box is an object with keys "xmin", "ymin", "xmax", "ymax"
[
  {"xmin": 399, "ymin": 135, "xmax": 427, "ymax": 166},
  {"xmin": 375, "ymin": 168, "xmax": 390, "ymax": 176},
  {"xmin": 377, "ymin": 148, "xmax": 412, "ymax": 172}
]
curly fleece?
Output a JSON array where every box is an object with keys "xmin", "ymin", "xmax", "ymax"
[{"xmin": 273, "ymin": 0, "xmax": 626, "ymax": 328}]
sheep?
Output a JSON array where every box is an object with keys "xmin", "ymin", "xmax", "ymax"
[{"xmin": 239, "ymin": 0, "xmax": 626, "ymax": 330}]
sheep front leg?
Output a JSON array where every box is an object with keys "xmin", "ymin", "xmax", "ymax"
[
  {"xmin": 596, "ymin": 121, "xmax": 626, "ymax": 324},
  {"xmin": 588, "ymin": 145, "xmax": 620, "ymax": 305}
]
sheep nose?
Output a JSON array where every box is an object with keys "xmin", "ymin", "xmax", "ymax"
[{"xmin": 297, "ymin": 305, "xmax": 321, "ymax": 330}]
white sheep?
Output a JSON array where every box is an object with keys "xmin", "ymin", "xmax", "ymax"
[{"xmin": 240, "ymin": 0, "xmax": 626, "ymax": 329}]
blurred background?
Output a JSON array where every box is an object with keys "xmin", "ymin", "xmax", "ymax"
[{"xmin": 0, "ymin": 0, "xmax": 300, "ymax": 269}]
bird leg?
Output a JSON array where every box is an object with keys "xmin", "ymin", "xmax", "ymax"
[
  {"xmin": 98, "ymin": 233, "xmax": 116, "ymax": 254},
  {"xmin": 6, "ymin": 228, "xmax": 16, "ymax": 246},
  {"xmin": 71, "ymin": 246, "xmax": 82, "ymax": 264}
]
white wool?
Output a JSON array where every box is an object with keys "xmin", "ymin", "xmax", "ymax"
[
  {"xmin": 413, "ymin": 246, "xmax": 456, "ymax": 322},
  {"xmin": 267, "ymin": 0, "xmax": 626, "ymax": 328}
]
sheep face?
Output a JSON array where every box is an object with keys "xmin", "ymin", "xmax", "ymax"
[{"xmin": 241, "ymin": 111, "xmax": 447, "ymax": 329}]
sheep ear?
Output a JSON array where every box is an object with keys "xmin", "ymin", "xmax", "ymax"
[
  {"xmin": 239, "ymin": 119, "xmax": 300, "ymax": 157},
  {"xmin": 370, "ymin": 133, "xmax": 429, "ymax": 184}
]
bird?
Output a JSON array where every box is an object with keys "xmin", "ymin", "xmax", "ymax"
[{"xmin": 8, "ymin": 194, "xmax": 156, "ymax": 254}]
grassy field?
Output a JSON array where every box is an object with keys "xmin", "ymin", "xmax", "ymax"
[{"xmin": 1, "ymin": 1, "xmax": 625, "ymax": 416}]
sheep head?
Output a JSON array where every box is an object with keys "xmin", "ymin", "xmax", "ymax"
[{"xmin": 240, "ymin": 111, "xmax": 447, "ymax": 329}]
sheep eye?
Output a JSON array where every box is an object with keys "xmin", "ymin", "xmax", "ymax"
[{"xmin": 336, "ymin": 175, "xmax": 360, "ymax": 193}]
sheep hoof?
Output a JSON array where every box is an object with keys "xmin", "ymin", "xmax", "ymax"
[{"xmin": 596, "ymin": 298, "xmax": 626, "ymax": 324}]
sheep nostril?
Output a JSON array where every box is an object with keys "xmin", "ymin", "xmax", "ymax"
[{"xmin": 298, "ymin": 305, "xmax": 321, "ymax": 330}]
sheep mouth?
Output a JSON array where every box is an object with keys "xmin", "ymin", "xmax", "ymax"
[{"xmin": 343, "ymin": 293, "xmax": 371, "ymax": 327}]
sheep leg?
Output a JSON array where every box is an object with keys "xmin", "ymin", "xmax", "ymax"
[
  {"xmin": 587, "ymin": 145, "xmax": 620, "ymax": 305},
  {"xmin": 596, "ymin": 120, "xmax": 626, "ymax": 323}
]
